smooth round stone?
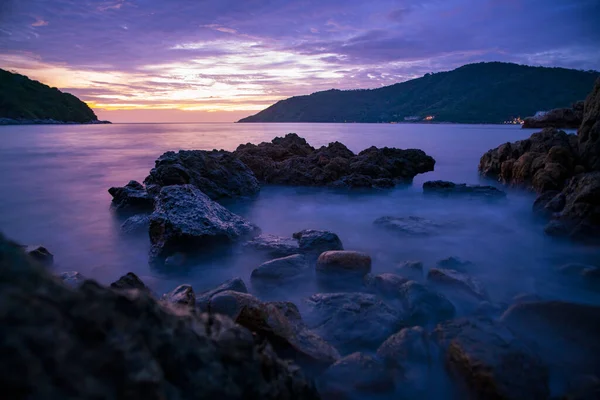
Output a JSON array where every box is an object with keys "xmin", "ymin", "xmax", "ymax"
[{"xmin": 316, "ymin": 251, "xmax": 372, "ymax": 277}]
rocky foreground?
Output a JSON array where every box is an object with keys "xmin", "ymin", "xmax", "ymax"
[
  {"xmin": 480, "ymin": 78, "xmax": 600, "ymax": 240},
  {"xmin": 109, "ymin": 134, "xmax": 435, "ymax": 263}
]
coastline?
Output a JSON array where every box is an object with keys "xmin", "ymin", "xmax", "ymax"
[{"xmin": 0, "ymin": 118, "xmax": 111, "ymax": 126}]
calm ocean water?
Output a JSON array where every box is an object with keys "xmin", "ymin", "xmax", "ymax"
[{"xmin": 1, "ymin": 122, "xmax": 598, "ymax": 307}]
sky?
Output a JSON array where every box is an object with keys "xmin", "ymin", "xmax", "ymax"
[{"xmin": 1, "ymin": 0, "xmax": 599, "ymax": 122}]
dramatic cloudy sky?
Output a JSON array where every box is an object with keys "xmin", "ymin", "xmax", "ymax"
[{"xmin": 1, "ymin": 0, "xmax": 599, "ymax": 122}]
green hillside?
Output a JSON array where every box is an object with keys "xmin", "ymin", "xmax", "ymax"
[{"xmin": 239, "ymin": 62, "xmax": 599, "ymax": 124}]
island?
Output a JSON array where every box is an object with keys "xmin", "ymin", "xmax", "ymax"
[
  {"xmin": 239, "ymin": 62, "xmax": 599, "ymax": 124},
  {"xmin": 0, "ymin": 68, "xmax": 110, "ymax": 125}
]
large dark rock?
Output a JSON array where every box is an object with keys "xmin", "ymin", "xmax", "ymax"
[
  {"xmin": 148, "ymin": 185, "xmax": 259, "ymax": 262},
  {"xmin": 542, "ymin": 172, "xmax": 600, "ymax": 240},
  {"xmin": 243, "ymin": 234, "xmax": 300, "ymax": 258},
  {"xmin": 24, "ymin": 245, "xmax": 54, "ymax": 266},
  {"xmin": 397, "ymin": 281, "xmax": 456, "ymax": 326},
  {"xmin": 143, "ymin": 149, "xmax": 260, "ymax": 200},
  {"xmin": 195, "ymin": 277, "xmax": 248, "ymax": 312},
  {"xmin": 292, "ymin": 229, "xmax": 344, "ymax": 255},
  {"xmin": 161, "ymin": 284, "xmax": 195, "ymax": 307},
  {"xmin": 501, "ymin": 301, "xmax": 600, "ymax": 381},
  {"xmin": 316, "ymin": 251, "xmax": 372, "ymax": 277},
  {"xmin": 363, "ymin": 272, "xmax": 409, "ymax": 297},
  {"xmin": 108, "ymin": 180, "xmax": 155, "ymax": 212},
  {"xmin": 0, "ymin": 233, "xmax": 319, "ymax": 399},
  {"xmin": 434, "ymin": 317, "xmax": 549, "ymax": 400},
  {"xmin": 234, "ymin": 133, "xmax": 435, "ymax": 188},
  {"xmin": 423, "ymin": 180, "xmax": 506, "ymax": 198},
  {"xmin": 304, "ymin": 292, "xmax": 403, "ymax": 354},
  {"xmin": 251, "ymin": 254, "xmax": 310, "ymax": 286},
  {"xmin": 427, "ymin": 268, "xmax": 489, "ymax": 300},
  {"xmin": 208, "ymin": 291, "xmax": 340, "ymax": 371},
  {"xmin": 522, "ymin": 101, "xmax": 584, "ymax": 129},
  {"xmin": 317, "ymin": 352, "xmax": 394, "ymax": 398},
  {"xmin": 479, "ymin": 128, "xmax": 581, "ymax": 192},
  {"xmin": 579, "ymin": 78, "xmax": 600, "ymax": 171},
  {"xmin": 110, "ymin": 272, "xmax": 150, "ymax": 293}
]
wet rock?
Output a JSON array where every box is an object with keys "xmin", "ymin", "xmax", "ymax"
[
  {"xmin": 164, "ymin": 252, "xmax": 187, "ymax": 267},
  {"xmin": 398, "ymin": 281, "xmax": 456, "ymax": 326},
  {"xmin": 110, "ymin": 272, "xmax": 149, "ymax": 292},
  {"xmin": 532, "ymin": 190, "xmax": 563, "ymax": 218},
  {"xmin": 395, "ymin": 260, "xmax": 424, "ymax": 280},
  {"xmin": 120, "ymin": 214, "xmax": 150, "ymax": 233},
  {"xmin": 318, "ymin": 352, "xmax": 394, "ymax": 398},
  {"xmin": 143, "ymin": 149, "xmax": 260, "ymax": 200},
  {"xmin": 436, "ymin": 257, "xmax": 474, "ymax": 272},
  {"xmin": 304, "ymin": 292, "xmax": 403, "ymax": 354},
  {"xmin": 234, "ymin": 133, "xmax": 435, "ymax": 188},
  {"xmin": 243, "ymin": 234, "xmax": 300, "ymax": 258},
  {"xmin": 543, "ymin": 172, "xmax": 600, "ymax": 240},
  {"xmin": 162, "ymin": 284, "xmax": 195, "ymax": 307},
  {"xmin": 0, "ymin": 233, "xmax": 320, "ymax": 399},
  {"xmin": 377, "ymin": 326, "xmax": 431, "ymax": 367},
  {"xmin": 59, "ymin": 271, "xmax": 86, "ymax": 288},
  {"xmin": 374, "ymin": 215, "xmax": 451, "ymax": 236},
  {"xmin": 316, "ymin": 251, "xmax": 372, "ymax": 277},
  {"xmin": 364, "ymin": 273, "xmax": 409, "ymax": 297},
  {"xmin": 423, "ymin": 180, "xmax": 506, "ymax": 198},
  {"xmin": 195, "ymin": 277, "xmax": 248, "ymax": 312},
  {"xmin": 148, "ymin": 185, "xmax": 259, "ymax": 262},
  {"xmin": 293, "ymin": 229, "xmax": 343, "ymax": 255},
  {"xmin": 251, "ymin": 254, "xmax": 310, "ymax": 285},
  {"xmin": 209, "ymin": 291, "xmax": 340, "ymax": 371},
  {"xmin": 501, "ymin": 301, "xmax": 600, "ymax": 382},
  {"xmin": 434, "ymin": 317, "xmax": 549, "ymax": 400},
  {"xmin": 479, "ymin": 128, "xmax": 580, "ymax": 193},
  {"xmin": 522, "ymin": 101, "xmax": 584, "ymax": 129},
  {"xmin": 25, "ymin": 245, "xmax": 54, "ymax": 266},
  {"xmin": 108, "ymin": 180, "xmax": 155, "ymax": 212},
  {"xmin": 578, "ymin": 78, "xmax": 600, "ymax": 171},
  {"xmin": 427, "ymin": 268, "xmax": 489, "ymax": 300}
]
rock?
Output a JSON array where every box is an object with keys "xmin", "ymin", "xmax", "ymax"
[
  {"xmin": 364, "ymin": 273, "xmax": 409, "ymax": 297},
  {"xmin": 110, "ymin": 272, "xmax": 149, "ymax": 292},
  {"xmin": 427, "ymin": 268, "xmax": 489, "ymax": 300},
  {"xmin": 377, "ymin": 326, "xmax": 431, "ymax": 367},
  {"xmin": 316, "ymin": 251, "xmax": 372, "ymax": 277},
  {"xmin": 397, "ymin": 281, "xmax": 456, "ymax": 326},
  {"xmin": 374, "ymin": 216, "xmax": 452, "ymax": 236},
  {"xmin": 209, "ymin": 291, "xmax": 340, "ymax": 371},
  {"xmin": 143, "ymin": 149, "xmax": 260, "ymax": 200},
  {"xmin": 0, "ymin": 233, "xmax": 320, "ymax": 399},
  {"xmin": 251, "ymin": 254, "xmax": 310, "ymax": 285},
  {"xmin": 436, "ymin": 257, "xmax": 473, "ymax": 272},
  {"xmin": 195, "ymin": 277, "xmax": 248, "ymax": 312},
  {"xmin": 479, "ymin": 128, "xmax": 580, "ymax": 192},
  {"xmin": 292, "ymin": 229, "xmax": 343, "ymax": 255},
  {"xmin": 578, "ymin": 78, "xmax": 600, "ymax": 171},
  {"xmin": 522, "ymin": 101, "xmax": 584, "ymax": 129},
  {"xmin": 317, "ymin": 352, "xmax": 394, "ymax": 398},
  {"xmin": 532, "ymin": 190, "xmax": 563, "ymax": 218},
  {"xmin": 395, "ymin": 260, "xmax": 424, "ymax": 280},
  {"xmin": 59, "ymin": 271, "xmax": 86, "ymax": 288},
  {"xmin": 434, "ymin": 317, "xmax": 549, "ymax": 400},
  {"xmin": 120, "ymin": 214, "xmax": 151, "ymax": 233},
  {"xmin": 164, "ymin": 252, "xmax": 187, "ymax": 267},
  {"xmin": 243, "ymin": 234, "xmax": 300, "ymax": 258},
  {"xmin": 423, "ymin": 180, "xmax": 506, "ymax": 198},
  {"xmin": 543, "ymin": 172, "xmax": 600, "ymax": 240},
  {"xmin": 148, "ymin": 185, "xmax": 259, "ymax": 262},
  {"xmin": 161, "ymin": 284, "xmax": 195, "ymax": 307},
  {"xmin": 25, "ymin": 245, "xmax": 54, "ymax": 266},
  {"xmin": 234, "ymin": 133, "xmax": 435, "ymax": 188},
  {"xmin": 108, "ymin": 180, "xmax": 155, "ymax": 212},
  {"xmin": 501, "ymin": 301, "xmax": 600, "ymax": 381},
  {"xmin": 304, "ymin": 292, "xmax": 403, "ymax": 354}
]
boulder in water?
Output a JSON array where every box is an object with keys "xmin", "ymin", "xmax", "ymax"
[
  {"xmin": 161, "ymin": 284, "xmax": 195, "ymax": 307},
  {"xmin": 108, "ymin": 180, "xmax": 155, "ymax": 212},
  {"xmin": 120, "ymin": 214, "xmax": 151, "ymax": 233},
  {"xmin": 395, "ymin": 260, "xmax": 424, "ymax": 280},
  {"xmin": 427, "ymin": 268, "xmax": 489, "ymax": 300},
  {"xmin": 251, "ymin": 254, "xmax": 310, "ymax": 285},
  {"xmin": 195, "ymin": 277, "xmax": 248, "ymax": 312},
  {"xmin": 316, "ymin": 251, "xmax": 372, "ymax": 277},
  {"xmin": 25, "ymin": 245, "xmax": 54, "ymax": 266},
  {"xmin": 148, "ymin": 185, "xmax": 259, "ymax": 262},
  {"xmin": 522, "ymin": 101, "xmax": 584, "ymax": 129},
  {"xmin": 110, "ymin": 272, "xmax": 150, "ymax": 293},
  {"xmin": 423, "ymin": 180, "xmax": 506, "ymax": 198},
  {"xmin": 243, "ymin": 234, "xmax": 300, "ymax": 258},
  {"xmin": 397, "ymin": 280, "xmax": 456, "ymax": 326},
  {"xmin": 293, "ymin": 229, "xmax": 344, "ymax": 255},
  {"xmin": 374, "ymin": 216, "xmax": 452, "ymax": 236}
]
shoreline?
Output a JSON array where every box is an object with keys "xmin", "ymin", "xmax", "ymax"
[{"xmin": 0, "ymin": 118, "xmax": 111, "ymax": 126}]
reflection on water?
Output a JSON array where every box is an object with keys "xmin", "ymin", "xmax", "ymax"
[{"xmin": 0, "ymin": 122, "xmax": 598, "ymax": 307}]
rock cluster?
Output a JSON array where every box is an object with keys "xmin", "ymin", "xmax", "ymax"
[
  {"xmin": 522, "ymin": 101, "xmax": 584, "ymax": 129},
  {"xmin": 234, "ymin": 133, "xmax": 435, "ymax": 188},
  {"xmin": 423, "ymin": 180, "xmax": 506, "ymax": 198}
]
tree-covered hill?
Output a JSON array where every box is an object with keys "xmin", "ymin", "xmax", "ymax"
[
  {"xmin": 239, "ymin": 62, "xmax": 599, "ymax": 124},
  {"xmin": 0, "ymin": 68, "xmax": 100, "ymax": 123}
]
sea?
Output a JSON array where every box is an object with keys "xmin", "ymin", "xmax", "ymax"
[{"xmin": 1, "ymin": 122, "xmax": 599, "ymax": 308}]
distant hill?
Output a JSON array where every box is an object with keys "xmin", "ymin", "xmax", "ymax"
[
  {"xmin": 0, "ymin": 68, "xmax": 103, "ymax": 124},
  {"xmin": 239, "ymin": 62, "xmax": 600, "ymax": 124}
]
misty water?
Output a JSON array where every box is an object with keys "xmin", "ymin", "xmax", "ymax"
[{"xmin": 1, "ymin": 122, "xmax": 599, "ymax": 397}]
